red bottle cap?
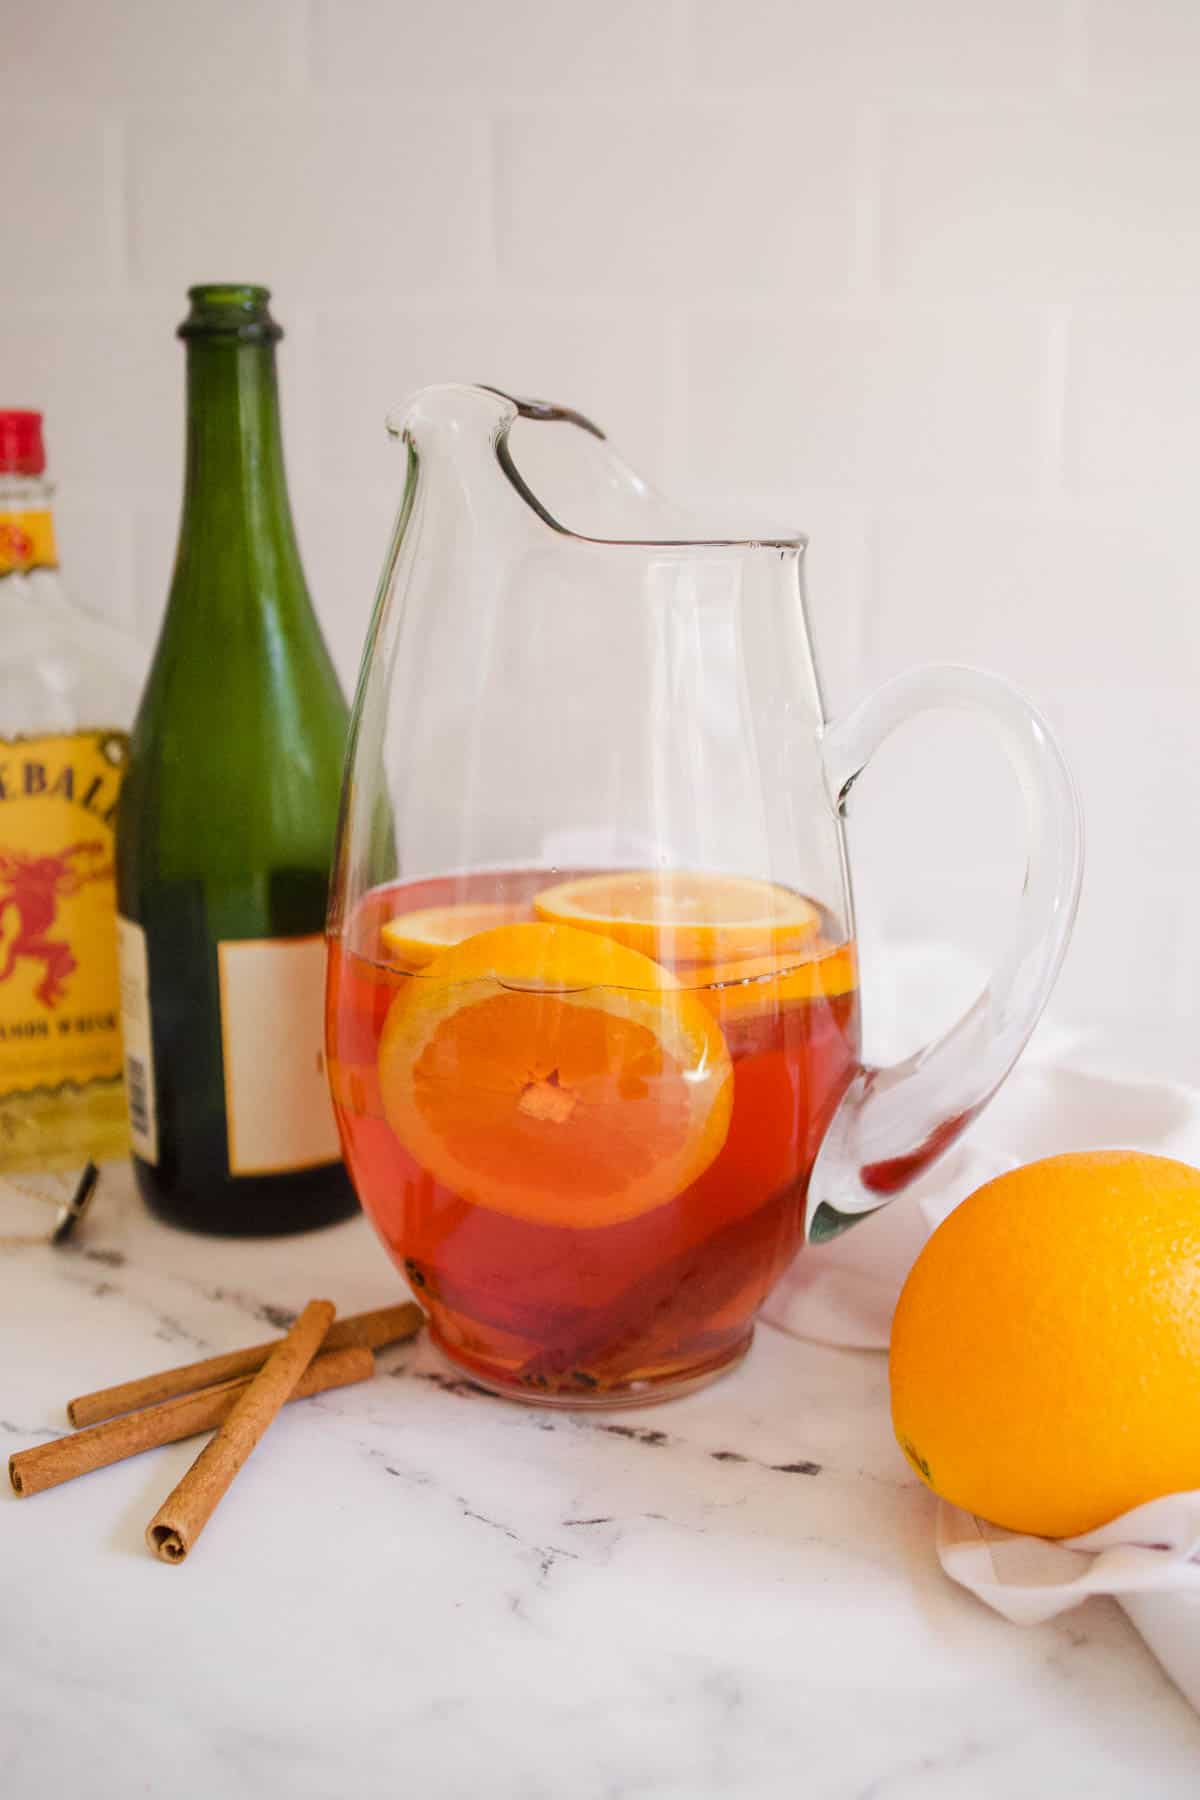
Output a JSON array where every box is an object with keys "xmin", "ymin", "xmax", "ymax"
[{"xmin": 0, "ymin": 411, "xmax": 46, "ymax": 476}]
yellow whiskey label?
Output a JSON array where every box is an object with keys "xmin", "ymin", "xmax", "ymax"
[
  {"xmin": 0, "ymin": 730, "xmax": 128, "ymax": 1100},
  {"xmin": 0, "ymin": 510, "xmax": 57, "ymax": 574}
]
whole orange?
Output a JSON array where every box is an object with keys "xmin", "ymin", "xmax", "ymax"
[{"xmin": 889, "ymin": 1150, "xmax": 1200, "ymax": 1538}]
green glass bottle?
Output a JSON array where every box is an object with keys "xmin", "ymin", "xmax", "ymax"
[{"xmin": 116, "ymin": 284, "xmax": 356, "ymax": 1235}]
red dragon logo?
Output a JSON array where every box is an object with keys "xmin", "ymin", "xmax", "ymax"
[
  {"xmin": 0, "ymin": 841, "xmax": 112, "ymax": 1009},
  {"xmin": 0, "ymin": 520, "xmax": 34, "ymax": 566}
]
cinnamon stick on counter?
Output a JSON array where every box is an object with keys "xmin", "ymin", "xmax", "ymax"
[
  {"xmin": 67, "ymin": 1300, "xmax": 422, "ymax": 1426},
  {"xmin": 10, "ymin": 1346, "xmax": 372, "ymax": 1498},
  {"xmin": 145, "ymin": 1298, "xmax": 336, "ymax": 1564}
]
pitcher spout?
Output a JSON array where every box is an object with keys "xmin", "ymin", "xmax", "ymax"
[
  {"xmin": 383, "ymin": 381, "xmax": 806, "ymax": 553},
  {"xmin": 386, "ymin": 381, "xmax": 519, "ymax": 447}
]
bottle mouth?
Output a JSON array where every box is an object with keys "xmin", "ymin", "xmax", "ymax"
[{"xmin": 178, "ymin": 284, "xmax": 282, "ymax": 343}]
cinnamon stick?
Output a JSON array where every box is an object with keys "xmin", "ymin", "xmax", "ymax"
[
  {"xmin": 67, "ymin": 1300, "xmax": 422, "ymax": 1426},
  {"xmin": 10, "ymin": 1345, "xmax": 372, "ymax": 1498},
  {"xmin": 145, "ymin": 1298, "xmax": 335, "ymax": 1564}
]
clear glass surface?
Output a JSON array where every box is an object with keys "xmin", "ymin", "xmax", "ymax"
[
  {"xmin": 327, "ymin": 385, "xmax": 1081, "ymax": 1405},
  {"xmin": 0, "ymin": 473, "xmax": 142, "ymax": 735}
]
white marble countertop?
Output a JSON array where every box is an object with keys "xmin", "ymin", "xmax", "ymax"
[{"xmin": 5, "ymin": 1164, "xmax": 1200, "ymax": 1799}]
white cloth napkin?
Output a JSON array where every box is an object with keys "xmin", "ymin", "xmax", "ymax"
[{"xmin": 764, "ymin": 946, "xmax": 1200, "ymax": 1710}]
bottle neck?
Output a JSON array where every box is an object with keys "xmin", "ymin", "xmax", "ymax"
[{"xmin": 178, "ymin": 340, "xmax": 300, "ymax": 555}]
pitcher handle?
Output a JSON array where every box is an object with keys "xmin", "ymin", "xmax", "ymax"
[{"xmin": 807, "ymin": 665, "xmax": 1083, "ymax": 1243}]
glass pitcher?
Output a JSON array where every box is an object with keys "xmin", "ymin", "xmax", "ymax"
[{"xmin": 326, "ymin": 384, "xmax": 1081, "ymax": 1407}]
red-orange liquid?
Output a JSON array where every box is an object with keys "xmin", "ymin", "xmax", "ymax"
[{"xmin": 326, "ymin": 872, "xmax": 860, "ymax": 1402}]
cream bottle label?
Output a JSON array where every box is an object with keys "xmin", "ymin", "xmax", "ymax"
[{"xmin": 216, "ymin": 934, "xmax": 339, "ymax": 1176}]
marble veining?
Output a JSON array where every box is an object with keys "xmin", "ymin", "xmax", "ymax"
[{"xmin": 4, "ymin": 1165, "xmax": 1200, "ymax": 1799}]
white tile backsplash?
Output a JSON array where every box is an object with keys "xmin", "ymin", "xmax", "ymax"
[
  {"xmin": 494, "ymin": 102, "xmax": 857, "ymax": 297},
  {"xmin": 5, "ymin": 0, "xmax": 1198, "ymax": 1033},
  {"xmin": 128, "ymin": 103, "xmax": 489, "ymax": 296},
  {"xmin": 311, "ymin": 0, "xmax": 675, "ymax": 95},
  {"xmin": 1084, "ymin": 0, "xmax": 1200, "ymax": 90},
  {"xmin": 10, "ymin": 0, "xmax": 292, "ymax": 99},
  {"xmin": 312, "ymin": 300, "xmax": 672, "ymax": 488},
  {"xmin": 1066, "ymin": 305, "xmax": 1200, "ymax": 496},
  {"xmin": 2, "ymin": 108, "xmax": 115, "ymax": 295},
  {"xmin": 0, "ymin": 303, "xmax": 179, "ymax": 488},
  {"xmin": 869, "ymin": 505, "xmax": 1200, "ymax": 689},
  {"xmin": 681, "ymin": 307, "xmax": 1047, "ymax": 497},
  {"xmin": 53, "ymin": 486, "xmax": 139, "ymax": 637},
  {"xmin": 688, "ymin": 0, "xmax": 1071, "ymax": 95},
  {"xmin": 882, "ymin": 103, "xmax": 1200, "ymax": 298}
]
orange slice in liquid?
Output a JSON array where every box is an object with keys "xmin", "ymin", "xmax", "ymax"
[
  {"xmin": 533, "ymin": 869, "xmax": 820, "ymax": 965},
  {"xmin": 689, "ymin": 943, "xmax": 859, "ymax": 1025},
  {"xmin": 377, "ymin": 922, "xmax": 733, "ymax": 1229},
  {"xmin": 381, "ymin": 901, "xmax": 531, "ymax": 971}
]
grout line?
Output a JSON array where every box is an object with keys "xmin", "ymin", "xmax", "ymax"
[
  {"xmin": 113, "ymin": 508, "xmax": 141, "ymax": 638},
  {"xmin": 288, "ymin": 0, "xmax": 314, "ymax": 94},
  {"xmin": 1038, "ymin": 304, "xmax": 1072, "ymax": 507},
  {"xmin": 667, "ymin": 0, "xmax": 692, "ymax": 97},
  {"xmin": 132, "ymin": 492, "xmax": 175, "ymax": 646},
  {"xmin": 279, "ymin": 302, "xmax": 322, "ymax": 498},
  {"xmin": 57, "ymin": 488, "xmax": 141, "ymax": 637},
  {"xmin": 852, "ymin": 103, "xmax": 884, "ymax": 305},
  {"xmin": 840, "ymin": 508, "xmax": 871, "ymax": 709},
  {"xmin": 1062, "ymin": 0, "xmax": 1089, "ymax": 95},
  {"xmin": 480, "ymin": 112, "xmax": 501, "ymax": 294},
  {"xmin": 103, "ymin": 113, "xmax": 131, "ymax": 296},
  {"xmin": 661, "ymin": 302, "xmax": 690, "ymax": 493},
  {"xmin": 858, "ymin": 510, "xmax": 884, "ymax": 687}
]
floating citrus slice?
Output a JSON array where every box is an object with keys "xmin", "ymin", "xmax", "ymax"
[
  {"xmin": 377, "ymin": 922, "xmax": 733, "ymax": 1229},
  {"xmin": 689, "ymin": 943, "xmax": 858, "ymax": 1025},
  {"xmin": 380, "ymin": 901, "xmax": 531, "ymax": 971},
  {"xmin": 533, "ymin": 870, "xmax": 820, "ymax": 965}
]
